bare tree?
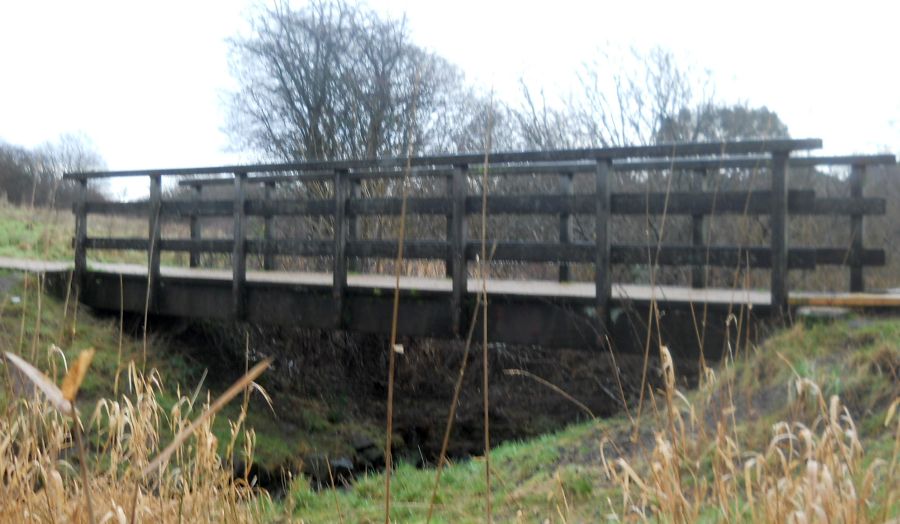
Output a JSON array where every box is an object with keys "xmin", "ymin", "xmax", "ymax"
[
  {"xmin": 573, "ymin": 46, "xmax": 714, "ymax": 147},
  {"xmin": 227, "ymin": 0, "xmax": 475, "ymax": 162},
  {"xmin": 0, "ymin": 133, "xmax": 105, "ymax": 208}
]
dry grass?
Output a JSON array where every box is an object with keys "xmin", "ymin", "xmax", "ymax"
[
  {"xmin": 0, "ymin": 345, "xmax": 269, "ymax": 523},
  {"xmin": 277, "ymin": 317, "xmax": 899, "ymax": 522},
  {"xmin": 597, "ymin": 322, "xmax": 900, "ymax": 523}
]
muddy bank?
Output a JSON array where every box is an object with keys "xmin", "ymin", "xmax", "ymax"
[{"xmin": 135, "ymin": 313, "xmax": 701, "ymax": 491}]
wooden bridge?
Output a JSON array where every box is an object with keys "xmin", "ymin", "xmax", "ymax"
[{"xmin": 53, "ymin": 139, "xmax": 897, "ymax": 353}]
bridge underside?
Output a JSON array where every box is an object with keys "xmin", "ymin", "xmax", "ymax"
[{"xmin": 71, "ymin": 262, "xmax": 777, "ymax": 358}]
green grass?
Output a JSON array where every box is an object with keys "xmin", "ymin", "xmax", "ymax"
[
  {"xmin": 0, "ymin": 205, "xmax": 73, "ymax": 260},
  {"xmin": 0, "ymin": 270, "xmax": 357, "ymax": 472},
  {"xmin": 0, "ymin": 201, "xmax": 191, "ymax": 265},
  {"xmin": 278, "ymin": 316, "xmax": 900, "ymax": 522}
]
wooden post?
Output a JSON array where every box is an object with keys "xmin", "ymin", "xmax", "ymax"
[
  {"xmin": 445, "ymin": 173, "xmax": 454, "ymax": 278},
  {"xmin": 849, "ymin": 163, "xmax": 866, "ymax": 292},
  {"xmin": 148, "ymin": 174, "xmax": 162, "ymax": 312},
  {"xmin": 333, "ymin": 170, "xmax": 348, "ymax": 328},
  {"xmin": 349, "ymin": 178, "xmax": 362, "ymax": 273},
  {"xmin": 232, "ymin": 172, "xmax": 247, "ymax": 319},
  {"xmin": 450, "ymin": 165, "xmax": 468, "ymax": 336},
  {"xmin": 263, "ymin": 180, "xmax": 276, "ymax": 271},
  {"xmin": 691, "ymin": 168, "xmax": 708, "ymax": 289},
  {"xmin": 595, "ymin": 160, "xmax": 611, "ymax": 335},
  {"xmin": 189, "ymin": 184, "xmax": 202, "ymax": 268},
  {"xmin": 559, "ymin": 171, "xmax": 574, "ymax": 282},
  {"xmin": 770, "ymin": 152, "xmax": 789, "ymax": 317},
  {"xmin": 73, "ymin": 178, "xmax": 88, "ymax": 295}
]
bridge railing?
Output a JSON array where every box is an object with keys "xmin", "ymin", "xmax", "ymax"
[{"xmin": 64, "ymin": 140, "xmax": 896, "ymax": 332}]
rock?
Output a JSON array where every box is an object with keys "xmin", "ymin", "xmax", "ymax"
[
  {"xmin": 351, "ymin": 434, "xmax": 376, "ymax": 452},
  {"xmin": 351, "ymin": 434, "xmax": 384, "ymax": 471},
  {"xmin": 301, "ymin": 453, "xmax": 354, "ymax": 487}
]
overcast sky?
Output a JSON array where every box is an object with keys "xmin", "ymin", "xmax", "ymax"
[{"xmin": 1, "ymin": 0, "xmax": 898, "ymax": 181}]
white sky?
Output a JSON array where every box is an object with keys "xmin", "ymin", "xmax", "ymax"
[{"xmin": 1, "ymin": 0, "xmax": 898, "ymax": 190}]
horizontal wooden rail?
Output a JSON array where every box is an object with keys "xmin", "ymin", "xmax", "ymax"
[
  {"xmin": 82, "ymin": 191, "xmax": 885, "ymax": 218},
  {"xmin": 64, "ymin": 138, "xmax": 823, "ymax": 180},
  {"xmin": 171, "ymin": 153, "xmax": 895, "ymax": 188},
  {"xmin": 82, "ymin": 236, "xmax": 885, "ymax": 269}
]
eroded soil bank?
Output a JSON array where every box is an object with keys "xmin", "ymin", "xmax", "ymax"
[{"xmin": 141, "ymin": 312, "xmax": 716, "ymax": 493}]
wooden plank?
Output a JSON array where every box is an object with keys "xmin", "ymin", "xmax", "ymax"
[
  {"xmin": 165, "ymin": 239, "xmax": 232, "ymax": 252},
  {"xmin": 163, "ymin": 200, "xmax": 232, "ymax": 216},
  {"xmin": 246, "ymin": 239, "xmax": 332, "ymax": 257},
  {"xmin": 595, "ymin": 160, "xmax": 611, "ymax": 334},
  {"xmin": 166, "ymin": 153, "xmax": 893, "ymax": 187},
  {"xmin": 245, "ymin": 199, "xmax": 334, "ymax": 216},
  {"xmin": 612, "ymin": 190, "xmax": 816, "ymax": 215},
  {"xmin": 810, "ymin": 197, "xmax": 884, "ymax": 215},
  {"xmin": 336, "ymin": 190, "xmax": 817, "ymax": 217},
  {"xmin": 850, "ymin": 164, "xmax": 866, "ymax": 292},
  {"xmin": 770, "ymin": 153, "xmax": 789, "ymax": 316},
  {"xmin": 189, "ymin": 184, "xmax": 202, "ymax": 268},
  {"xmin": 613, "ymin": 154, "xmax": 896, "ymax": 172},
  {"xmin": 64, "ymin": 138, "xmax": 823, "ymax": 180},
  {"xmin": 148, "ymin": 174, "xmax": 162, "ymax": 312},
  {"xmin": 85, "ymin": 191, "xmax": 884, "ymax": 219},
  {"xmin": 85, "ymin": 237, "xmax": 148, "ymax": 250},
  {"xmin": 559, "ymin": 172, "xmax": 574, "ymax": 282},
  {"xmin": 815, "ymin": 247, "xmax": 884, "ymax": 266},
  {"xmin": 450, "ymin": 165, "xmax": 467, "ymax": 336},
  {"xmin": 177, "ymin": 171, "xmax": 334, "ymax": 187},
  {"xmin": 348, "ymin": 240, "xmax": 449, "ymax": 260},
  {"xmin": 263, "ymin": 181, "xmax": 276, "ymax": 271},
  {"xmin": 84, "ymin": 235, "xmax": 883, "ymax": 269},
  {"xmin": 790, "ymin": 293, "xmax": 900, "ymax": 308},
  {"xmin": 790, "ymin": 155, "xmax": 896, "ymax": 167},
  {"xmin": 332, "ymin": 170, "xmax": 348, "ymax": 328},
  {"xmin": 232, "ymin": 172, "xmax": 247, "ymax": 319},
  {"xmin": 95, "ymin": 187, "xmax": 886, "ymax": 219},
  {"xmin": 349, "ymin": 196, "xmax": 450, "ymax": 215},
  {"xmin": 84, "ymin": 201, "xmax": 149, "ymax": 215}
]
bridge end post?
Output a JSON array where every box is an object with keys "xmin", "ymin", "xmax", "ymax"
[
  {"xmin": 232, "ymin": 172, "xmax": 247, "ymax": 319},
  {"xmin": 770, "ymin": 152, "xmax": 789, "ymax": 318},
  {"xmin": 263, "ymin": 180, "xmax": 276, "ymax": 271},
  {"xmin": 73, "ymin": 178, "xmax": 88, "ymax": 298},
  {"xmin": 333, "ymin": 169, "xmax": 349, "ymax": 329},
  {"xmin": 189, "ymin": 183, "xmax": 202, "ymax": 268},
  {"xmin": 348, "ymin": 177, "xmax": 362, "ymax": 274},
  {"xmin": 595, "ymin": 159, "xmax": 612, "ymax": 342},
  {"xmin": 849, "ymin": 163, "xmax": 866, "ymax": 292},
  {"xmin": 691, "ymin": 168, "xmax": 708, "ymax": 289},
  {"xmin": 148, "ymin": 174, "xmax": 162, "ymax": 312},
  {"xmin": 559, "ymin": 171, "xmax": 574, "ymax": 283},
  {"xmin": 450, "ymin": 164, "xmax": 468, "ymax": 336}
]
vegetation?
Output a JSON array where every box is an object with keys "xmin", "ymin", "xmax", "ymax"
[
  {"xmin": 0, "ymin": 2, "xmax": 897, "ymax": 522},
  {"xmin": 0, "ymin": 133, "xmax": 106, "ymax": 208},
  {"xmin": 281, "ymin": 316, "xmax": 899, "ymax": 522},
  {"xmin": 2, "ymin": 263, "xmax": 896, "ymax": 522}
]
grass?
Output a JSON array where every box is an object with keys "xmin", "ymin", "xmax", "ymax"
[
  {"xmin": 0, "ymin": 276, "xmax": 266, "ymax": 521},
  {"xmin": 0, "ymin": 204, "xmax": 73, "ymax": 260},
  {"xmin": 0, "ymin": 270, "xmax": 363, "ymax": 474},
  {"xmin": 0, "ymin": 201, "xmax": 192, "ymax": 265},
  {"xmin": 279, "ymin": 315, "xmax": 900, "ymax": 522}
]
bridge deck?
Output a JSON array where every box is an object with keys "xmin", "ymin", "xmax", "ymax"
[{"xmin": 4, "ymin": 256, "xmax": 900, "ymax": 309}]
